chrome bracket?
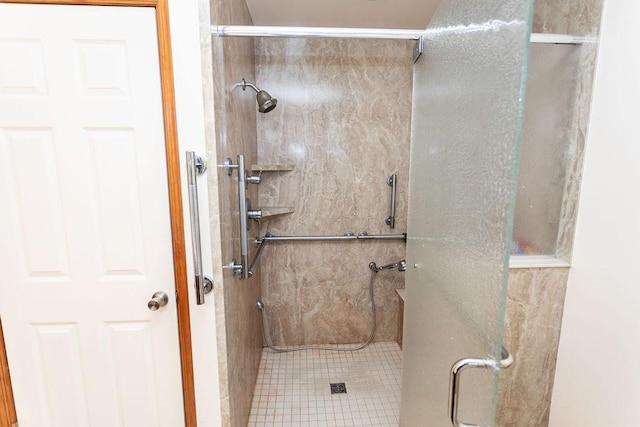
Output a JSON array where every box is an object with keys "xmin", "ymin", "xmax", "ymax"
[
  {"xmin": 246, "ymin": 173, "xmax": 262, "ymax": 185},
  {"xmin": 203, "ymin": 276, "xmax": 214, "ymax": 294},
  {"xmin": 223, "ymin": 157, "xmax": 261, "ymax": 185},
  {"xmin": 194, "ymin": 155, "xmax": 207, "ymax": 175},
  {"xmin": 223, "ymin": 260, "xmax": 243, "ymax": 276},
  {"xmin": 413, "ymin": 35, "xmax": 424, "ymax": 63},
  {"xmin": 223, "ymin": 157, "xmax": 239, "ymax": 176}
]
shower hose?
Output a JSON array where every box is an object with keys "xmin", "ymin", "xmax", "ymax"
[{"xmin": 257, "ymin": 272, "xmax": 379, "ymax": 352}]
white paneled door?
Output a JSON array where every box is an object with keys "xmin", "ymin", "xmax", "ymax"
[{"xmin": 0, "ymin": 4, "xmax": 185, "ymax": 427}]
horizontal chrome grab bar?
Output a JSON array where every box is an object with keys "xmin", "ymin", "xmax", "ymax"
[
  {"xmin": 357, "ymin": 233, "xmax": 405, "ymax": 240},
  {"xmin": 255, "ymin": 232, "xmax": 406, "ymax": 244},
  {"xmin": 449, "ymin": 346, "xmax": 513, "ymax": 427}
]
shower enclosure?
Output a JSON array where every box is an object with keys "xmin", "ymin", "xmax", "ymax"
[{"xmin": 204, "ymin": 0, "xmax": 594, "ymax": 424}]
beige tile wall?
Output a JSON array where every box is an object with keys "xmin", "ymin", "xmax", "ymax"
[
  {"xmin": 254, "ymin": 38, "xmax": 414, "ymax": 345},
  {"xmin": 495, "ymin": 1, "xmax": 604, "ymax": 425},
  {"xmin": 497, "ymin": 268, "xmax": 570, "ymax": 426},
  {"xmin": 208, "ymin": 0, "xmax": 263, "ymax": 426},
  {"xmin": 533, "ymin": 0, "xmax": 603, "ymax": 35}
]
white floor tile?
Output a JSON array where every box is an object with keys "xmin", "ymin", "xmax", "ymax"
[{"xmin": 247, "ymin": 342, "xmax": 402, "ymax": 427}]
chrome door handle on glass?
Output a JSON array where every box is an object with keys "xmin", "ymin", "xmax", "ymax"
[
  {"xmin": 186, "ymin": 151, "xmax": 214, "ymax": 305},
  {"xmin": 449, "ymin": 346, "xmax": 513, "ymax": 427},
  {"xmin": 148, "ymin": 291, "xmax": 169, "ymax": 311}
]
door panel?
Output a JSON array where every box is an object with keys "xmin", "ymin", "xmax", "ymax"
[
  {"xmin": 401, "ymin": 1, "xmax": 533, "ymax": 425},
  {"xmin": 0, "ymin": 4, "xmax": 185, "ymax": 426}
]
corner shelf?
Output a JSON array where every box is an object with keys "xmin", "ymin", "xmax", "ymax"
[
  {"xmin": 252, "ymin": 163, "xmax": 295, "ymax": 220},
  {"xmin": 260, "ymin": 207, "xmax": 294, "ymax": 218}
]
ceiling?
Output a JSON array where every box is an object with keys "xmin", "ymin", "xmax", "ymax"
[{"xmin": 244, "ymin": 0, "xmax": 441, "ymax": 30}]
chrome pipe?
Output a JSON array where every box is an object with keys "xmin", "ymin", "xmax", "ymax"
[
  {"xmin": 213, "ymin": 26, "xmax": 592, "ymax": 45},
  {"xmin": 214, "ymin": 25, "xmax": 424, "ymax": 40},
  {"xmin": 186, "ymin": 151, "xmax": 211, "ymax": 305},
  {"xmin": 255, "ymin": 232, "xmax": 406, "ymax": 244},
  {"xmin": 260, "ymin": 235, "xmax": 357, "ymax": 242},
  {"xmin": 247, "ymin": 233, "xmax": 272, "ymax": 277},
  {"xmin": 356, "ymin": 233, "xmax": 407, "ymax": 240},
  {"xmin": 237, "ymin": 154, "xmax": 249, "ymax": 279}
]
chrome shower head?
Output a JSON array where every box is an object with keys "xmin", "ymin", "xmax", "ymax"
[{"xmin": 238, "ymin": 79, "xmax": 278, "ymax": 113}]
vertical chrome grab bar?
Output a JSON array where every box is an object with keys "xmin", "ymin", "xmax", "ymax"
[
  {"xmin": 385, "ymin": 174, "xmax": 397, "ymax": 229},
  {"xmin": 236, "ymin": 154, "xmax": 249, "ymax": 279},
  {"xmin": 186, "ymin": 151, "xmax": 212, "ymax": 304},
  {"xmin": 448, "ymin": 346, "xmax": 513, "ymax": 427}
]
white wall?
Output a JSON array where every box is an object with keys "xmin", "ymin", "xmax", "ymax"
[
  {"xmin": 549, "ymin": 0, "xmax": 640, "ymax": 425},
  {"xmin": 167, "ymin": 1, "xmax": 222, "ymax": 425}
]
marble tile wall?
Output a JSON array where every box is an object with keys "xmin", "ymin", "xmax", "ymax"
[
  {"xmin": 207, "ymin": 0, "xmax": 263, "ymax": 426},
  {"xmin": 532, "ymin": 0, "xmax": 604, "ymax": 35},
  {"xmin": 254, "ymin": 38, "xmax": 414, "ymax": 345},
  {"xmin": 496, "ymin": 2, "xmax": 604, "ymax": 425},
  {"xmin": 497, "ymin": 268, "xmax": 569, "ymax": 426}
]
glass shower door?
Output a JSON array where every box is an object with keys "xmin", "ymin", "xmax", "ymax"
[{"xmin": 400, "ymin": 1, "xmax": 533, "ymax": 426}]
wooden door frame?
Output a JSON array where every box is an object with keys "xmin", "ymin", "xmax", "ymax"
[
  {"xmin": 0, "ymin": 322, "xmax": 17, "ymax": 427},
  {"xmin": 0, "ymin": 1, "xmax": 197, "ymax": 426}
]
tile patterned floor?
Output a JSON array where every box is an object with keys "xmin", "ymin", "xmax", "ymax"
[{"xmin": 248, "ymin": 342, "xmax": 402, "ymax": 427}]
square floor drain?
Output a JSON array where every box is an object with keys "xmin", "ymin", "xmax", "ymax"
[{"xmin": 330, "ymin": 383, "xmax": 347, "ymax": 394}]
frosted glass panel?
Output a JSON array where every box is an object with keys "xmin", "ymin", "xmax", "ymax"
[
  {"xmin": 512, "ymin": 43, "xmax": 581, "ymax": 255},
  {"xmin": 400, "ymin": 1, "xmax": 533, "ymax": 426}
]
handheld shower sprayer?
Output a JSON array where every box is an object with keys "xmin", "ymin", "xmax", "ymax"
[
  {"xmin": 369, "ymin": 260, "xmax": 407, "ymax": 273},
  {"xmin": 236, "ymin": 78, "xmax": 278, "ymax": 113}
]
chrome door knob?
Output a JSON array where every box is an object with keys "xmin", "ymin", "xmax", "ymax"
[{"xmin": 148, "ymin": 291, "xmax": 169, "ymax": 311}]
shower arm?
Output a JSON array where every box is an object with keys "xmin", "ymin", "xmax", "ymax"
[{"xmin": 237, "ymin": 79, "xmax": 260, "ymax": 93}]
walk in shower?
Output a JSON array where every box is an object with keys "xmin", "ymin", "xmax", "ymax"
[{"xmin": 205, "ymin": 0, "xmax": 602, "ymax": 425}]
